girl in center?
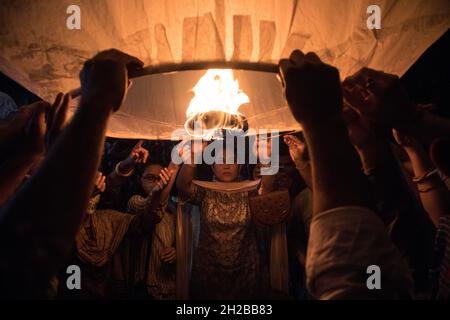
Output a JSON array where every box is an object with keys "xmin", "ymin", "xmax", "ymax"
[{"xmin": 176, "ymin": 141, "xmax": 270, "ymax": 299}]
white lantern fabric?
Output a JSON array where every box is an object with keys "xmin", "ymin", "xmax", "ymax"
[{"xmin": 0, "ymin": 0, "xmax": 448, "ymax": 139}]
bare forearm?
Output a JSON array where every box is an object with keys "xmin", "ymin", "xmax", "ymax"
[
  {"xmin": 107, "ymin": 170, "xmax": 127, "ymax": 188},
  {"xmin": 30, "ymin": 100, "xmax": 111, "ymax": 230},
  {"xmin": 104, "ymin": 170, "xmax": 127, "ymax": 197},
  {"xmin": 160, "ymin": 164, "xmax": 179, "ymax": 203},
  {"xmin": 407, "ymin": 148, "xmax": 433, "ymax": 176},
  {"xmin": 0, "ymin": 153, "xmax": 41, "ymax": 206},
  {"xmin": 304, "ymin": 119, "xmax": 372, "ymax": 214},
  {"xmin": 0, "ymin": 98, "xmax": 113, "ymax": 292},
  {"xmin": 362, "ymin": 143, "xmax": 415, "ymax": 223},
  {"xmin": 176, "ymin": 164, "xmax": 196, "ymax": 195},
  {"xmin": 357, "ymin": 139, "xmax": 391, "ymax": 174},
  {"xmin": 418, "ymin": 184, "xmax": 450, "ymax": 226},
  {"xmin": 259, "ymin": 170, "xmax": 276, "ymax": 194},
  {"xmin": 407, "ymin": 149, "xmax": 450, "ymax": 225}
]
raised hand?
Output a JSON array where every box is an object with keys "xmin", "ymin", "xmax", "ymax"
[
  {"xmin": 79, "ymin": 49, "xmax": 144, "ymax": 112},
  {"xmin": 119, "ymin": 140, "xmax": 149, "ymax": 174},
  {"xmin": 92, "ymin": 171, "xmax": 106, "ymax": 197},
  {"xmin": 392, "ymin": 128, "xmax": 424, "ymax": 152},
  {"xmin": 91, "ymin": 49, "xmax": 144, "ymax": 75},
  {"xmin": 342, "ymin": 106, "xmax": 378, "ymax": 152},
  {"xmin": 283, "ymin": 135, "xmax": 307, "ymax": 169},
  {"xmin": 22, "ymin": 101, "xmax": 49, "ymax": 156},
  {"xmin": 279, "ymin": 50, "xmax": 343, "ymax": 128},
  {"xmin": 154, "ymin": 167, "xmax": 173, "ymax": 191},
  {"xmin": 0, "ymin": 104, "xmax": 33, "ymax": 145},
  {"xmin": 129, "ymin": 140, "xmax": 149, "ymax": 164},
  {"xmin": 45, "ymin": 93, "xmax": 71, "ymax": 149},
  {"xmin": 256, "ymin": 136, "xmax": 272, "ymax": 161},
  {"xmin": 177, "ymin": 139, "xmax": 207, "ymax": 165},
  {"xmin": 0, "ymin": 51, "xmax": 144, "ymax": 297},
  {"xmin": 343, "ymin": 68, "xmax": 415, "ymax": 129},
  {"xmin": 0, "ymin": 101, "xmax": 49, "ymax": 155}
]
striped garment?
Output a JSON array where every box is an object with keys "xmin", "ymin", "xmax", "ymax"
[
  {"xmin": 430, "ymin": 215, "xmax": 450, "ymax": 299},
  {"xmin": 128, "ymin": 195, "xmax": 176, "ymax": 299}
]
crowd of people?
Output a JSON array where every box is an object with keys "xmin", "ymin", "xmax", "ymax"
[{"xmin": 0, "ymin": 48, "xmax": 449, "ymax": 300}]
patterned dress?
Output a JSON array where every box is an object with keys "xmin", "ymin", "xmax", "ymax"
[
  {"xmin": 430, "ymin": 215, "xmax": 450, "ymax": 299},
  {"xmin": 188, "ymin": 183, "xmax": 264, "ymax": 300},
  {"xmin": 128, "ymin": 195, "xmax": 176, "ymax": 299}
]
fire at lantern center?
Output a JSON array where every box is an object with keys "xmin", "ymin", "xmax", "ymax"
[{"xmin": 184, "ymin": 69, "xmax": 250, "ymax": 140}]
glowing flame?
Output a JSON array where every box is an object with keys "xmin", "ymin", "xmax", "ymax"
[
  {"xmin": 185, "ymin": 69, "xmax": 250, "ymax": 139},
  {"xmin": 186, "ymin": 69, "xmax": 249, "ymax": 117}
]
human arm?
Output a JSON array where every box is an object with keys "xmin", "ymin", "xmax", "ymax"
[
  {"xmin": 128, "ymin": 164, "xmax": 179, "ymax": 236},
  {"xmin": 0, "ymin": 49, "xmax": 143, "ymax": 297},
  {"xmin": 279, "ymin": 50, "xmax": 372, "ymax": 214},
  {"xmin": 393, "ymin": 129, "xmax": 450, "ymax": 227},
  {"xmin": 279, "ymin": 50, "xmax": 412, "ymax": 299},
  {"xmin": 176, "ymin": 140, "xmax": 205, "ymax": 197}
]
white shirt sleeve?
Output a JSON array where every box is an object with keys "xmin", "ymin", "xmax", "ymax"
[{"xmin": 306, "ymin": 206, "xmax": 413, "ymax": 299}]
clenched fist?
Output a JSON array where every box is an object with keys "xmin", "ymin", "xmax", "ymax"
[
  {"xmin": 343, "ymin": 68, "xmax": 415, "ymax": 129},
  {"xmin": 279, "ymin": 50, "xmax": 343, "ymax": 128},
  {"xmin": 79, "ymin": 49, "xmax": 144, "ymax": 112}
]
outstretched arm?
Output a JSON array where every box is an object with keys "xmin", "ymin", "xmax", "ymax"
[
  {"xmin": 0, "ymin": 49, "xmax": 143, "ymax": 297},
  {"xmin": 256, "ymin": 137, "xmax": 277, "ymax": 194},
  {"xmin": 176, "ymin": 140, "xmax": 204, "ymax": 197},
  {"xmin": 0, "ymin": 152, "xmax": 42, "ymax": 207},
  {"xmin": 159, "ymin": 162, "xmax": 180, "ymax": 203},
  {"xmin": 103, "ymin": 140, "xmax": 149, "ymax": 208},
  {"xmin": 342, "ymin": 68, "xmax": 450, "ymax": 145},
  {"xmin": 279, "ymin": 51, "xmax": 372, "ymax": 214},
  {"xmin": 280, "ymin": 51, "xmax": 412, "ymax": 299},
  {"xmin": 177, "ymin": 164, "xmax": 197, "ymax": 197},
  {"xmin": 393, "ymin": 129, "xmax": 450, "ymax": 227},
  {"xmin": 284, "ymin": 135, "xmax": 312, "ymax": 189},
  {"xmin": 129, "ymin": 164, "xmax": 180, "ymax": 235},
  {"xmin": 0, "ymin": 101, "xmax": 50, "ymax": 207}
]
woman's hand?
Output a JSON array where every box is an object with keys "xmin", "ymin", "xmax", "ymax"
[
  {"xmin": 118, "ymin": 140, "xmax": 149, "ymax": 174},
  {"xmin": 125, "ymin": 140, "xmax": 149, "ymax": 164},
  {"xmin": 256, "ymin": 136, "xmax": 273, "ymax": 162},
  {"xmin": 178, "ymin": 139, "xmax": 207, "ymax": 166},
  {"xmin": 392, "ymin": 129, "xmax": 421, "ymax": 151},
  {"xmin": 160, "ymin": 247, "xmax": 176, "ymax": 264},
  {"xmin": 128, "ymin": 140, "xmax": 149, "ymax": 164},
  {"xmin": 92, "ymin": 171, "xmax": 106, "ymax": 197},
  {"xmin": 283, "ymin": 135, "xmax": 307, "ymax": 169},
  {"xmin": 153, "ymin": 167, "xmax": 174, "ymax": 191},
  {"xmin": 45, "ymin": 93, "xmax": 71, "ymax": 149},
  {"xmin": 284, "ymin": 134, "xmax": 312, "ymax": 188},
  {"xmin": 279, "ymin": 50, "xmax": 343, "ymax": 129},
  {"xmin": 342, "ymin": 106, "xmax": 378, "ymax": 152},
  {"xmin": 343, "ymin": 68, "xmax": 415, "ymax": 130},
  {"xmin": 22, "ymin": 102, "xmax": 47, "ymax": 157},
  {"xmin": 79, "ymin": 49, "xmax": 144, "ymax": 112}
]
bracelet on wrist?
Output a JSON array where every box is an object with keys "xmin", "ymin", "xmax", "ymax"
[
  {"xmin": 418, "ymin": 185, "xmax": 444, "ymax": 193},
  {"xmin": 361, "ymin": 166, "xmax": 377, "ymax": 177},
  {"xmin": 412, "ymin": 168, "xmax": 439, "ymax": 184},
  {"xmin": 296, "ymin": 162, "xmax": 310, "ymax": 171},
  {"xmin": 115, "ymin": 161, "xmax": 134, "ymax": 177}
]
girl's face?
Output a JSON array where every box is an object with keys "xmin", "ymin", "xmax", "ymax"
[
  {"xmin": 212, "ymin": 163, "xmax": 241, "ymax": 182},
  {"xmin": 212, "ymin": 147, "xmax": 241, "ymax": 182},
  {"xmin": 140, "ymin": 164, "xmax": 163, "ymax": 194}
]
